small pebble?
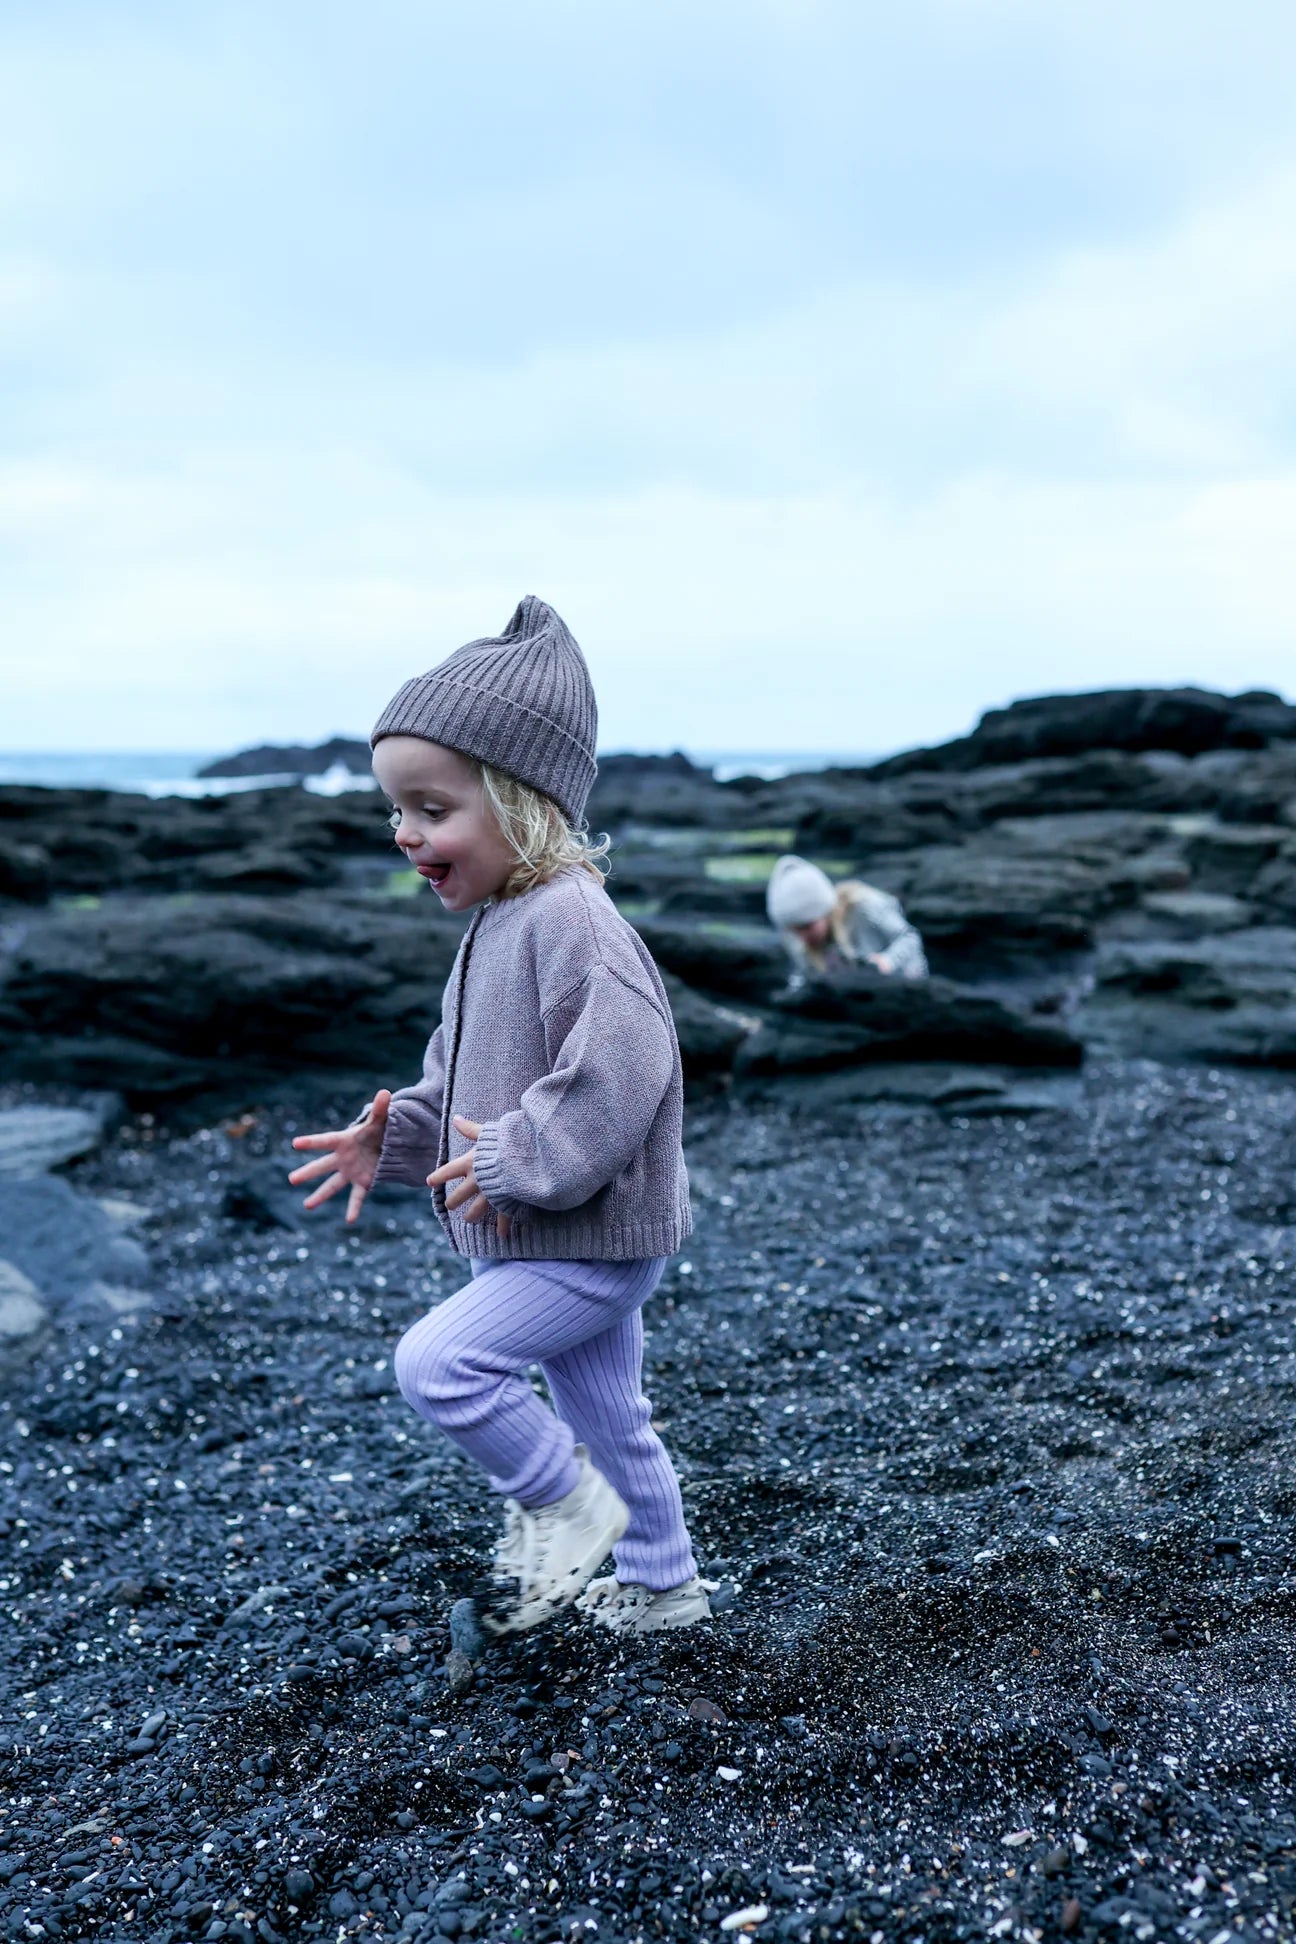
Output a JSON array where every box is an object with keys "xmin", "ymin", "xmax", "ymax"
[
  {"xmin": 444, "ymin": 1649, "xmax": 474, "ymax": 1696},
  {"xmin": 447, "ymin": 1597, "xmax": 484, "ymax": 1658}
]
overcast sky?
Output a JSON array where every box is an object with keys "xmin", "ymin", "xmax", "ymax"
[{"xmin": 4, "ymin": 0, "xmax": 1295, "ymax": 756}]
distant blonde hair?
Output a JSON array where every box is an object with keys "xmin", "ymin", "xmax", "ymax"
[
  {"xmin": 793, "ymin": 881, "xmax": 864, "ymax": 971},
  {"xmin": 476, "ymin": 760, "xmax": 609, "ymax": 899}
]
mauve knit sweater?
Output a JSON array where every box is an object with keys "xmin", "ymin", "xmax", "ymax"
[{"xmin": 371, "ymin": 869, "xmax": 692, "ymax": 1261}]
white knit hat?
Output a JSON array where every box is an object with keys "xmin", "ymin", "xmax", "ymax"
[{"xmin": 766, "ymin": 855, "xmax": 837, "ymax": 929}]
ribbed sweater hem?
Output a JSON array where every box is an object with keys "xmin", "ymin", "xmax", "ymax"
[{"xmin": 442, "ymin": 1202, "xmax": 692, "ymax": 1263}]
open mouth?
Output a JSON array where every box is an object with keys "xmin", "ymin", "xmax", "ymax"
[{"xmin": 417, "ymin": 862, "xmax": 452, "ymax": 890}]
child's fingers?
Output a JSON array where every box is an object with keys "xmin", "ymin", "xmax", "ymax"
[
  {"xmin": 460, "ymin": 1193, "xmax": 491, "ymax": 1223},
  {"xmin": 427, "ymin": 1154, "xmax": 473, "ymax": 1188},
  {"xmin": 452, "ymin": 1115, "xmax": 483, "ymax": 1139},
  {"xmin": 444, "ymin": 1175, "xmax": 480, "ymax": 1212},
  {"xmin": 291, "ymin": 1129, "xmax": 346, "ymax": 1151},
  {"xmin": 302, "ymin": 1171, "xmax": 347, "ymax": 1210},
  {"xmin": 496, "ymin": 1212, "xmax": 512, "ymax": 1239},
  {"xmin": 345, "ymin": 1183, "xmax": 368, "ymax": 1224},
  {"xmin": 288, "ymin": 1152, "xmax": 338, "ymax": 1186}
]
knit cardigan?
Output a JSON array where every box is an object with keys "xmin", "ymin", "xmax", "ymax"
[{"xmin": 371, "ymin": 869, "xmax": 691, "ymax": 1261}]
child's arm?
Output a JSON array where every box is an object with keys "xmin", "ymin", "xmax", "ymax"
[
  {"xmin": 853, "ymin": 888, "xmax": 927, "ymax": 978},
  {"xmin": 435, "ymin": 968, "xmax": 675, "ymax": 1216}
]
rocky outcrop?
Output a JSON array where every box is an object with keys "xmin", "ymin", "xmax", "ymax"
[
  {"xmin": 633, "ymin": 920, "xmax": 789, "ymax": 1007},
  {"xmin": 735, "ymin": 968, "xmax": 1081, "ymax": 1091},
  {"xmin": 868, "ymin": 687, "xmax": 1296, "ymax": 778},
  {"xmin": 0, "ymin": 894, "xmax": 462, "ymax": 1105},
  {"xmin": 658, "ymin": 973, "xmax": 754, "ymax": 1076},
  {"xmin": 13, "ymin": 685, "xmax": 1296, "ymax": 1095},
  {"xmin": 1083, "ymin": 928, "xmax": 1296, "ymax": 1066},
  {"xmin": 0, "ymin": 894, "xmax": 753, "ymax": 1103},
  {"xmin": 0, "ymin": 785, "xmax": 390, "ymax": 900},
  {"xmin": 197, "ymin": 735, "xmax": 373, "ymax": 779},
  {"xmin": 0, "ymin": 1103, "xmax": 112, "ymax": 1175}
]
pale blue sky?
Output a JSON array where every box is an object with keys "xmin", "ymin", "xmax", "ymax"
[{"xmin": 4, "ymin": 1, "xmax": 1295, "ymax": 754}]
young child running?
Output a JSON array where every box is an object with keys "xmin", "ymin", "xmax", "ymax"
[{"xmin": 288, "ymin": 597, "xmax": 710, "ymax": 1637}]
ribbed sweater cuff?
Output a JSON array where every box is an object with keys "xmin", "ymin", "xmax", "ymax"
[
  {"xmin": 372, "ymin": 1120, "xmax": 437, "ymax": 1190},
  {"xmin": 470, "ymin": 1123, "xmax": 523, "ymax": 1216}
]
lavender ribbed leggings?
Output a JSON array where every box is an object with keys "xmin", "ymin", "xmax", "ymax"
[{"xmin": 393, "ymin": 1256, "xmax": 697, "ymax": 1591}]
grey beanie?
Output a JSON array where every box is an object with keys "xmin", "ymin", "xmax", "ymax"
[
  {"xmin": 767, "ymin": 854, "xmax": 837, "ymax": 929},
  {"xmin": 371, "ymin": 596, "xmax": 598, "ymax": 824}
]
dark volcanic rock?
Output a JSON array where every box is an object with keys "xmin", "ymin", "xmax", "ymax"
[
  {"xmin": 869, "ymin": 686, "xmax": 1296, "ymax": 777},
  {"xmin": 735, "ymin": 968, "xmax": 1081, "ymax": 1089},
  {"xmin": 1183, "ymin": 823, "xmax": 1295, "ymax": 898},
  {"xmin": 197, "ymin": 735, "xmax": 374, "ymax": 779},
  {"xmin": 586, "ymin": 751, "xmax": 738, "ymax": 831},
  {"xmin": 898, "ymin": 844, "xmax": 1108, "ymax": 960},
  {"xmin": 0, "ymin": 783, "xmax": 390, "ymax": 897},
  {"xmin": 0, "ymin": 893, "xmax": 460, "ymax": 1105},
  {"xmin": 634, "ymin": 920, "xmax": 788, "ymax": 1007},
  {"xmin": 1085, "ymin": 927, "xmax": 1296, "ymax": 1064},
  {"xmin": 0, "ymin": 834, "xmax": 51, "ymax": 903},
  {"xmin": 0, "ymin": 1173, "xmax": 150, "ymax": 1315},
  {"xmin": 796, "ymin": 752, "xmax": 1224, "ymax": 856},
  {"xmin": 659, "ymin": 974, "xmax": 753, "ymax": 1079}
]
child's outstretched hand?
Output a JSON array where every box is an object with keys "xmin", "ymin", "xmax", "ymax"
[
  {"xmin": 288, "ymin": 1089, "xmax": 392, "ymax": 1225},
  {"xmin": 427, "ymin": 1115, "xmax": 512, "ymax": 1240}
]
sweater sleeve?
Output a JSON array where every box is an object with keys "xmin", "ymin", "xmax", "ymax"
[
  {"xmin": 850, "ymin": 889, "xmax": 928, "ymax": 979},
  {"xmin": 471, "ymin": 967, "xmax": 675, "ymax": 1214},
  {"xmin": 371, "ymin": 1025, "xmax": 447, "ymax": 1188},
  {"xmin": 885, "ymin": 925, "xmax": 928, "ymax": 979}
]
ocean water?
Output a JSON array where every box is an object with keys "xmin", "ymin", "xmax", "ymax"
[{"xmin": 0, "ymin": 749, "xmax": 876, "ymax": 797}]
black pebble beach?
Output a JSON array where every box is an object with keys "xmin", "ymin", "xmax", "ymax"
[{"xmin": 2, "ymin": 1057, "xmax": 1295, "ymax": 1943}]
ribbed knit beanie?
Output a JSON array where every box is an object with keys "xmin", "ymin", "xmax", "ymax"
[
  {"xmin": 766, "ymin": 855, "xmax": 837, "ymax": 929},
  {"xmin": 371, "ymin": 596, "xmax": 598, "ymax": 824}
]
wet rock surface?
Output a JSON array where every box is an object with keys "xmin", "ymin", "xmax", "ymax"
[{"xmin": 2, "ymin": 1064, "xmax": 1296, "ymax": 1941}]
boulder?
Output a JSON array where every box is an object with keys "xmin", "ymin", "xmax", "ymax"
[
  {"xmin": 1183, "ymin": 825, "xmax": 1295, "ymax": 899},
  {"xmin": 896, "ymin": 844, "xmax": 1111, "ymax": 963},
  {"xmin": 587, "ymin": 753, "xmax": 742, "ymax": 832},
  {"xmin": 634, "ymin": 919, "xmax": 789, "ymax": 1006},
  {"xmin": 197, "ymin": 735, "xmax": 373, "ymax": 780},
  {"xmin": 0, "ymin": 1176, "xmax": 150, "ymax": 1309},
  {"xmin": 1136, "ymin": 892, "xmax": 1253, "ymax": 938},
  {"xmin": 1084, "ymin": 927, "xmax": 1296, "ymax": 1065},
  {"xmin": 734, "ymin": 968, "xmax": 1082, "ymax": 1090},
  {"xmin": 0, "ymin": 1260, "xmax": 48, "ymax": 1347},
  {"xmin": 0, "ymin": 784, "xmax": 389, "ymax": 897},
  {"xmin": 0, "ymin": 834, "xmax": 51, "ymax": 903},
  {"xmin": 0, "ymin": 892, "xmax": 462, "ymax": 1104},
  {"xmin": 0, "ymin": 1104, "xmax": 107, "ymax": 1176},
  {"xmin": 869, "ymin": 687, "xmax": 1296, "ymax": 778},
  {"xmin": 659, "ymin": 973, "xmax": 753, "ymax": 1079},
  {"xmin": 794, "ymin": 751, "xmax": 1225, "ymax": 853}
]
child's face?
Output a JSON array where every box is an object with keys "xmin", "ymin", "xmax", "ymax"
[
  {"xmin": 793, "ymin": 916, "xmax": 832, "ymax": 948},
  {"xmin": 373, "ymin": 737, "xmax": 516, "ymax": 912}
]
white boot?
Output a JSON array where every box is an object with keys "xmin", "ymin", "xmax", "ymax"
[
  {"xmin": 577, "ymin": 1574, "xmax": 716, "ymax": 1634},
  {"xmin": 484, "ymin": 1445, "xmax": 628, "ymax": 1634}
]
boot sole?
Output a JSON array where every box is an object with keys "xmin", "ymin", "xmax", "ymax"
[{"xmin": 589, "ymin": 1597, "xmax": 712, "ymax": 1635}]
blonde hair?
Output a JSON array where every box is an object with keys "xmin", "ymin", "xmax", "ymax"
[
  {"xmin": 792, "ymin": 880, "xmax": 862, "ymax": 971},
  {"xmin": 476, "ymin": 760, "xmax": 609, "ymax": 899}
]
